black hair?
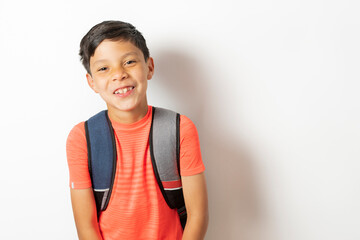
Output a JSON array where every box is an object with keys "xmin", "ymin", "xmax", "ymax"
[{"xmin": 79, "ymin": 20, "xmax": 150, "ymax": 75}]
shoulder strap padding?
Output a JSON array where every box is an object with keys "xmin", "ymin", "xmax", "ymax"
[
  {"xmin": 150, "ymin": 107, "xmax": 185, "ymax": 213},
  {"xmin": 85, "ymin": 110, "xmax": 116, "ymax": 212},
  {"xmin": 152, "ymin": 107, "xmax": 180, "ymax": 182}
]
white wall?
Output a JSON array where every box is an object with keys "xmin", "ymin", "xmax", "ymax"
[{"xmin": 0, "ymin": 0, "xmax": 359, "ymax": 239}]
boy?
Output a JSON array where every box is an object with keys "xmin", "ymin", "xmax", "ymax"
[{"xmin": 66, "ymin": 20, "xmax": 208, "ymax": 240}]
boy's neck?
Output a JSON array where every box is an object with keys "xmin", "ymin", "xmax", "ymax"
[{"xmin": 107, "ymin": 102, "xmax": 149, "ymax": 124}]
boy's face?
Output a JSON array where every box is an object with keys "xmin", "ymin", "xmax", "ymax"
[{"xmin": 86, "ymin": 39, "xmax": 154, "ymax": 118}]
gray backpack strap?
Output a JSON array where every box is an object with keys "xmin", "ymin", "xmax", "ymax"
[{"xmin": 149, "ymin": 107, "xmax": 187, "ymax": 228}]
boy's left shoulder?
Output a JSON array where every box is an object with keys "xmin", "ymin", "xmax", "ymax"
[
  {"xmin": 179, "ymin": 114, "xmax": 197, "ymax": 129},
  {"xmin": 178, "ymin": 114, "xmax": 200, "ymax": 142}
]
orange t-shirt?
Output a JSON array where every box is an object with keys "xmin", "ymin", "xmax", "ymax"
[{"xmin": 66, "ymin": 106, "xmax": 205, "ymax": 240}]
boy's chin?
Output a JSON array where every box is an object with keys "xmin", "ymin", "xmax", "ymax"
[
  {"xmin": 107, "ymin": 103, "xmax": 147, "ymax": 113},
  {"xmin": 106, "ymin": 103, "xmax": 149, "ymax": 123},
  {"xmin": 108, "ymin": 105, "xmax": 135, "ymax": 113}
]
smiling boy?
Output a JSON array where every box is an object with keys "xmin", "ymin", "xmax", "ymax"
[{"xmin": 66, "ymin": 21, "xmax": 208, "ymax": 239}]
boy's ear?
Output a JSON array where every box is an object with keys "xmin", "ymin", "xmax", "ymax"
[
  {"xmin": 86, "ymin": 73, "xmax": 99, "ymax": 93},
  {"xmin": 147, "ymin": 57, "xmax": 154, "ymax": 80}
]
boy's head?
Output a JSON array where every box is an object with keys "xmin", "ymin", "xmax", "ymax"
[
  {"xmin": 79, "ymin": 20, "xmax": 150, "ymax": 75},
  {"xmin": 79, "ymin": 20, "xmax": 154, "ymax": 122}
]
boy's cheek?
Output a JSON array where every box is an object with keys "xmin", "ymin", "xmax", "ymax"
[{"xmin": 91, "ymin": 82, "xmax": 101, "ymax": 93}]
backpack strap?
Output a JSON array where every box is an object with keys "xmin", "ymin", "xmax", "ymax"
[
  {"xmin": 149, "ymin": 107, "xmax": 187, "ymax": 228},
  {"xmin": 85, "ymin": 110, "xmax": 117, "ymax": 219}
]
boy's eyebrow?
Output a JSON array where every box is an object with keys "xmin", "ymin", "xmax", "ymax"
[
  {"xmin": 122, "ymin": 51, "xmax": 139, "ymax": 58},
  {"xmin": 93, "ymin": 52, "xmax": 139, "ymax": 66}
]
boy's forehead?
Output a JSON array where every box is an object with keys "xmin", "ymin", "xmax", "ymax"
[{"xmin": 90, "ymin": 39, "xmax": 142, "ymax": 63}]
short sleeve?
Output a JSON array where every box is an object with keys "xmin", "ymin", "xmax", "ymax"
[
  {"xmin": 179, "ymin": 115, "xmax": 205, "ymax": 176},
  {"xmin": 66, "ymin": 122, "xmax": 92, "ymax": 189}
]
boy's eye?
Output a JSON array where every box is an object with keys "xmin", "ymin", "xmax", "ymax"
[
  {"xmin": 98, "ymin": 67, "xmax": 108, "ymax": 72},
  {"xmin": 125, "ymin": 60, "xmax": 136, "ymax": 65}
]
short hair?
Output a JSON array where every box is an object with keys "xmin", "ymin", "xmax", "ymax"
[{"xmin": 79, "ymin": 20, "xmax": 150, "ymax": 75}]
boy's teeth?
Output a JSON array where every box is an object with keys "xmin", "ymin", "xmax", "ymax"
[{"xmin": 115, "ymin": 87, "xmax": 133, "ymax": 94}]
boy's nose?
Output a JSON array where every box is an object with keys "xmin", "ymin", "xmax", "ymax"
[{"xmin": 112, "ymin": 68, "xmax": 128, "ymax": 81}]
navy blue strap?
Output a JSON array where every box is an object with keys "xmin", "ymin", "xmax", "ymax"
[{"xmin": 85, "ymin": 110, "xmax": 117, "ymax": 212}]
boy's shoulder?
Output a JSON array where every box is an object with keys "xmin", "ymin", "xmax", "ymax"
[{"xmin": 66, "ymin": 121, "xmax": 86, "ymax": 145}]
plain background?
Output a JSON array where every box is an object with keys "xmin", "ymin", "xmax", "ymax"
[{"xmin": 0, "ymin": 0, "xmax": 359, "ymax": 239}]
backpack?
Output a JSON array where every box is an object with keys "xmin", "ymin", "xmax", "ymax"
[{"xmin": 84, "ymin": 106, "xmax": 187, "ymax": 229}]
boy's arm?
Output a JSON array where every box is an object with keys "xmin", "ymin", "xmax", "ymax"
[
  {"xmin": 70, "ymin": 188, "xmax": 103, "ymax": 240},
  {"xmin": 181, "ymin": 172, "xmax": 209, "ymax": 240}
]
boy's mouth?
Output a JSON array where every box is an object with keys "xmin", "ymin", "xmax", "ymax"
[{"xmin": 114, "ymin": 86, "xmax": 135, "ymax": 94}]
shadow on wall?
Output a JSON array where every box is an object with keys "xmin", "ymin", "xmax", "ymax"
[
  {"xmin": 155, "ymin": 49, "xmax": 273, "ymax": 240},
  {"xmin": 152, "ymin": 49, "xmax": 206, "ymax": 122}
]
